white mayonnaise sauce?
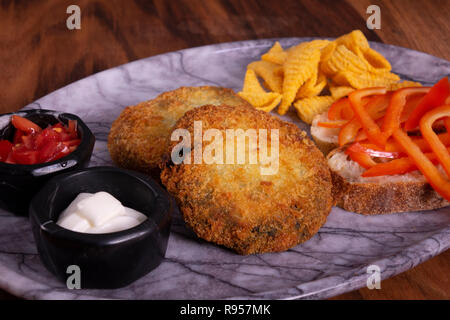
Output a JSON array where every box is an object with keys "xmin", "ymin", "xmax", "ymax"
[{"xmin": 56, "ymin": 191, "xmax": 147, "ymax": 233}]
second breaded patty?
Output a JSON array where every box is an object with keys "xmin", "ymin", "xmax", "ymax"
[
  {"xmin": 108, "ymin": 86, "xmax": 250, "ymax": 177},
  {"xmin": 160, "ymin": 104, "xmax": 333, "ymax": 254}
]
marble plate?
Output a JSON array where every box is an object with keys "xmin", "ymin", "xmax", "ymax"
[{"xmin": 1, "ymin": 38, "xmax": 449, "ymax": 300}]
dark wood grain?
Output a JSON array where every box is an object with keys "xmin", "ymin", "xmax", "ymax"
[
  {"xmin": 350, "ymin": 0, "xmax": 450, "ymax": 61},
  {"xmin": 332, "ymin": 249, "xmax": 450, "ymax": 300},
  {"xmin": 0, "ymin": 0, "xmax": 379, "ymax": 113},
  {"xmin": 0, "ymin": 0, "xmax": 448, "ymax": 300}
]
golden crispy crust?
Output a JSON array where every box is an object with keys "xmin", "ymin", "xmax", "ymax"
[
  {"xmin": 107, "ymin": 86, "xmax": 250, "ymax": 177},
  {"xmin": 327, "ymin": 149, "xmax": 450, "ymax": 215},
  {"xmin": 160, "ymin": 104, "xmax": 333, "ymax": 254}
]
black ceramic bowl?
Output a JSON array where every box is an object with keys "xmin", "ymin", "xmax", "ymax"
[
  {"xmin": 0, "ymin": 109, "xmax": 95, "ymax": 214},
  {"xmin": 29, "ymin": 166, "xmax": 173, "ymax": 289}
]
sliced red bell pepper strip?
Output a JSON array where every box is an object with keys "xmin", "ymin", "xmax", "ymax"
[
  {"xmin": 385, "ymin": 133, "xmax": 450, "ymax": 153},
  {"xmin": 328, "ymin": 98, "xmax": 354, "ymax": 120},
  {"xmin": 404, "ymin": 77, "xmax": 450, "ymax": 131},
  {"xmin": 419, "ymin": 105, "xmax": 450, "ymax": 177},
  {"xmin": 366, "ymin": 93, "xmax": 392, "ymax": 119},
  {"xmin": 339, "ymin": 118, "xmax": 361, "ymax": 146},
  {"xmin": 362, "ymin": 151, "xmax": 442, "ymax": 177},
  {"xmin": 444, "ymin": 117, "xmax": 450, "ymax": 133},
  {"xmin": 393, "ymin": 128, "xmax": 450, "ymax": 201},
  {"xmin": 362, "ymin": 157, "xmax": 415, "ymax": 177},
  {"xmin": 382, "ymin": 87, "xmax": 429, "ymax": 139},
  {"xmin": 355, "ymin": 129, "xmax": 367, "ymax": 142},
  {"xmin": 347, "ymin": 142, "xmax": 401, "ymax": 159},
  {"xmin": 349, "ymin": 87, "xmax": 387, "ymax": 147},
  {"xmin": 400, "ymin": 92, "xmax": 427, "ymax": 123},
  {"xmin": 345, "ymin": 147, "xmax": 377, "ymax": 169},
  {"xmin": 340, "ymin": 92, "xmax": 389, "ymax": 146}
]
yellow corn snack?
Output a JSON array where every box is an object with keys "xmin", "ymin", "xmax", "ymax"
[
  {"xmin": 296, "ymin": 72, "xmax": 327, "ymax": 99},
  {"xmin": 278, "ymin": 47, "xmax": 321, "ymax": 115},
  {"xmin": 387, "ymin": 80, "xmax": 422, "ymax": 90},
  {"xmin": 248, "ymin": 60, "xmax": 283, "ymax": 93},
  {"xmin": 329, "ymin": 84, "xmax": 355, "ymax": 99},
  {"xmin": 238, "ymin": 69, "xmax": 282, "ymax": 112},
  {"xmin": 332, "ymin": 70, "xmax": 400, "ymax": 89},
  {"xmin": 294, "ymin": 96, "xmax": 335, "ymax": 124},
  {"xmin": 261, "ymin": 41, "xmax": 287, "ymax": 65},
  {"xmin": 240, "ymin": 30, "xmax": 409, "ymax": 122}
]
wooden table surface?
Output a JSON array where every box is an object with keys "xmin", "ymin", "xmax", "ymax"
[{"xmin": 0, "ymin": 0, "xmax": 449, "ymax": 300}]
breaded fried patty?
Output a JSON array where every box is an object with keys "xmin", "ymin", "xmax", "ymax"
[
  {"xmin": 160, "ymin": 104, "xmax": 333, "ymax": 254},
  {"xmin": 108, "ymin": 86, "xmax": 250, "ymax": 176}
]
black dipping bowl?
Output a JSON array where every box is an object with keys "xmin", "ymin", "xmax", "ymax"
[
  {"xmin": 29, "ymin": 166, "xmax": 173, "ymax": 289},
  {"xmin": 0, "ymin": 109, "xmax": 95, "ymax": 214}
]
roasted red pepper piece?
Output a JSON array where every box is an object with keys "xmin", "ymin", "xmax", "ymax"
[
  {"xmin": 393, "ymin": 128, "xmax": 450, "ymax": 201},
  {"xmin": 404, "ymin": 77, "xmax": 450, "ymax": 131},
  {"xmin": 382, "ymin": 87, "xmax": 429, "ymax": 140},
  {"xmin": 348, "ymin": 87, "xmax": 388, "ymax": 147}
]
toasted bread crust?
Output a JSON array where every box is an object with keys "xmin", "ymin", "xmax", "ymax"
[
  {"xmin": 327, "ymin": 149, "xmax": 450, "ymax": 215},
  {"xmin": 310, "ymin": 112, "xmax": 340, "ymax": 155},
  {"xmin": 311, "ymin": 135, "xmax": 339, "ymax": 155}
]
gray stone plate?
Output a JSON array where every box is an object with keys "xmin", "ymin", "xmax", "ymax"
[{"xmin": 1, "ymin": 38, "xmax": 449, "ymax": 299}]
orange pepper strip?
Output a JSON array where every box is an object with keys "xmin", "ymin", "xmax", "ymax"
[
  {"xmin": 385, "ymin": 133, "xmax": 450, "ymax": 153},
  {"xmin": 362, "ymin": 152, "xmax": 441, "ymax": 177},
  {"xmin": 419, "ymin": 105, "xmax": 450, "ymax": 177},
  {"xmin": 400, "ymin": 93, "xmax": 427, "ymax": 123},
  {"xmin": 382, "ymin": 87, "xmax": 429, "ymax": 141},
  {"xmin": 357, "ymin": 93, "xmax": 423, "ymax": 141},
  {"xmin": 355, "ymin": 130, "xmax": 367, "ymax": 142},
  {"xmin": 349, "ymin": 87, "xmax": 387, "ymax": 147},
  {"xmin": 393, "ymin": 128, "xmax": 450, "ymax": 201},
  {"xmin": 328, "ymin": 98, "xmax": 354, "ymax": 120},
  {"xmin": 404, "ymin": 77, "xmax": 450, "ymax": 131},
  {"xmin": 339, "ymin": 94, "xmax": 389, "ymax": 146},
  {"xmin": 339, "ymin": 118, "xmax": 361, "ymax": 146},
  {"xmin": 348, "ymin": 142, "xmax": 401, "ymax": 158},
  {"xmin": 345, "ymin": 148, "xmax": 377, "ymax": 169},
  {"xmin": 445, "ymin": 117, "xmax": 450, "ymax": 133}
]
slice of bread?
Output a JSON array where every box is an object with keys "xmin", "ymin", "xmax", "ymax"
[
  {"xmin": 311, "ymin": 111, "xmax": 447, "ymax": 156},
  {"xmin": 311, "ymin": 112, "xmax": 340, "ymax": 155},
  {"xmin": 327, "ymin": 147, "xmax": 450, "ymax": 214}
]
